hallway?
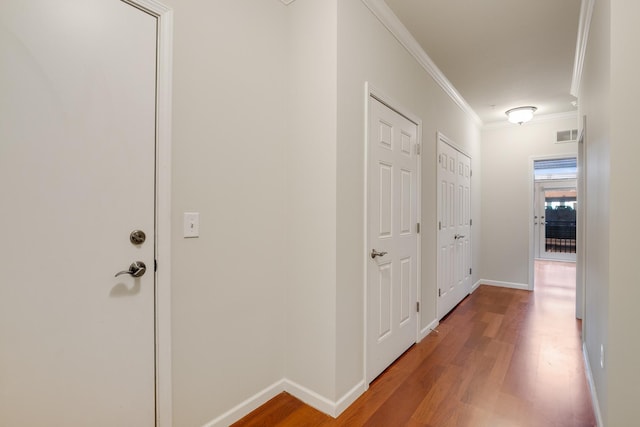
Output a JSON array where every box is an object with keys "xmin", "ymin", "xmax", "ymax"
[{"xmin": 234, "ymin": 261, "xmax": 595, "ymax": 426}]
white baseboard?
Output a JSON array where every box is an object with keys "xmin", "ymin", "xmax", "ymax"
[
  {"xmin": 201, "ymin": 379, "xmax": 285, "ymax": 427},
  {"xmin": 471, "ymin": 279, "xmax": 482, "ymax": 292},
  {"xmin": 582, "ymin": 343, "xmax": 604, "ymax": 427},
  {"xmin": 283, "ymin": 378, "xmax": 336, "ymax": 417},
  {"xmin": 284, "ymin": 378, "xmax": 365, "ymax": 417},
  {"xmin": 332, "ymin": 380, "xmax": 367, "ymax": 416},
  {"xmin": 419, "ymin": 318, "xmax": 439, "ymax": 341},
  {"xmin": 201, "ymin": 377, "xmax": 367, "ymax": 426},
  {"xmin": 480, "ymin": 279, "xmax": 530, "ymax": 291}
]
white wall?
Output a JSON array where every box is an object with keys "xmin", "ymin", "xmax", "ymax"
[
  {"xmin": 336, "ymin": 0, "xmax": 481, "ymax": 399},
  {"xmin": 169, "ymin": 0, "xmax": 484, "ymax": 423},
  {"xmin": 284, "ymin": 0, "xmax": 338, "ymax": 400},
  {"xmin": 480, "ymin": 117, "xmax": 578, "ymax": 287},
  {"xmin": 607, "ymin": 0, "xmax": 640, "ymax": 424},
  {"xmin": 579, "ymin": 0, "xmax": 640, "ymax": 424},
  {"xmin": 169, "ymin": 1, "xmax": 288, "ymax": 425},
  {"xmin": 578, "ymin": 0, "xmax": 610, "ymax": 422}
]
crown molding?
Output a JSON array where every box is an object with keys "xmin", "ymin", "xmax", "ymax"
[
  {"xmin": 482, "ymin": 110, "xmax": 579, "ymax": 131},
  {"xmin": 360, "ymin": 0, "xmax": 482, "ymax": 126},
  {"xmin": 570, "ymin": 0, "xmax": 595, "ymax": 97}
]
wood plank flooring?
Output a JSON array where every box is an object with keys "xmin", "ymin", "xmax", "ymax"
[{"xmin": 232, "ymin": 260, "xmax": 596, "ymax": 426}]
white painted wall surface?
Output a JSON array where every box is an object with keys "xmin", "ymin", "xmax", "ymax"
[
  {"xmin": 285, "ymin": 0, "xmax": 338, "ymax": 401},
  {"xmin": 169, "ymin": 1, "xmax": 288, "ymax": 425},
  {"xmin": 167, "ymin": 0, "xmax": 484, "ymax": 422},
  {"xmin": 336, "ymin": 0, "xmax": 481, "ymax": 399},
  {"xmin": 578, "ymin": 0, "xmax": 610, "ymax": 423},
  {"xmin": 608, "ymin": 0, "xmax": 640, "ymax": 424},
  {"xmin": 480, "ymin": 117, "xmax": 578, "ymax": 287}
]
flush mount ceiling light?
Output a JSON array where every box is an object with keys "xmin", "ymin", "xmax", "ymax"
[{"xmin": 505, "ymin": 106, "xmax": 537, "ymax": 125}]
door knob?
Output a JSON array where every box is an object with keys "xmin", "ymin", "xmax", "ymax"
[
  {"xmin": 115, "ymin": 261, "xmax": 147, "ymax": 278},
  {"xmin": 370, "ymin": 249, "xmax": 388, "ymax": 259}
]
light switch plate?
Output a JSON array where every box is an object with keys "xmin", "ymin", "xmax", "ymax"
[{"xmin": 183, "ymin": 212, "xmax": 200, "ymax": 238}]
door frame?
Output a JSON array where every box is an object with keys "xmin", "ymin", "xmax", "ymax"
[
  {"xmin": 123, "ymin": 1, "xmax": 173, "ymax": 425},
  {"xmin": 533, "ymin": 179, "xmax": 577, "ymax": 262},
  {"xmin": 528, "ymin": 154, "xmax": 577, "ymax": 291},
  {"xmin": 435, "ymin": 133, "xmax": 473, "ymax": 319},
  {"xmin": 576, "ymin": 117, "xmax": 586, "ymax": 322},
  {"xmin": 363, "ymin": 82, "xmax": 422, "ymax": 388}
]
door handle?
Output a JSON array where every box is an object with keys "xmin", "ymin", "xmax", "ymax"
[
  {"xmin": 370, "ymin": 249, "xmax": 388, "ymax": 259},
  {"xmin": 454, "ymin": 234, "xmax": 465, "ymax": 240},
  {"xmin": 115, "ymin": 261, "xmax": 147, "ymax": 278}
]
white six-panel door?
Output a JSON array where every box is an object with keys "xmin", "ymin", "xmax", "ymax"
[
  {"xmin": 367, "ymin": 97, "xmax": 418, "ymax": 383},
  {"xmin": 0, "ymin": 1, "xmax": 157, "ymax": 425},
  {"xmin": 437, "ymin": 138, "xmax": 472, "ymax": 319}
]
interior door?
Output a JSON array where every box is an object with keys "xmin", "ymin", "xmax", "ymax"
[
  {"xmin": 0, "ymin": 1, "xmax": 157, "ymax": 425},
  {"xmin": 367, "ymin": 97, "xmax": 418, "ymax": 383},
  {"xmin": 437, "ymin": 138, "xmax": 472, "ymax": 319}
]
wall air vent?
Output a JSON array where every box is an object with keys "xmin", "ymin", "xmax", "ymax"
[{"xmin": 556, "ymin": 129, "xmax": 578, "ymax": 144}]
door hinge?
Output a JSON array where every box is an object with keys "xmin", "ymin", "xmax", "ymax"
[
  {"xmin": 469, "ymin": 268, "xmax": 472, "ymax": 275},
  {"xmin": 438, "ymin": 288, "xmax": 442, "ymax": 297},
  {"xmin": 439, "ymin": 221, "xmax": 442, "ymax": 230},
  {"xmin": 471, "ymin": 170, "xmax": 473, "ymax": 177},
  {"xmin": 416, "ymin": 301, "xmax": 420, "ymax": 312},
  {"xmin": 416, "ymin": 223, "xmax": 421, "ymax": 233},
  {"xmin": 154, "ymin": 259, "xmax": 158, "ymax": 272},
  {"xmin": 470, "ymin": 219, "xmax": 473, "ymax": 226},
  {"xmin": 438, "ymin": 154, "xmax": 442, "ymax": 164},
  {"xmin": 416, "ymin": 144, "xmax": 421, "ymax": 155}
]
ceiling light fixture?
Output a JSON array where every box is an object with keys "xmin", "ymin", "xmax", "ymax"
[{"xmin": 505, "ymin": 106, "xmax": 537, "ymax": 125}]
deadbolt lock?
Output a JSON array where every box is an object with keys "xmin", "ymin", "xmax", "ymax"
[{"xmin": 130, "ymin": 230, "xmax": 146, "ymax": 245}]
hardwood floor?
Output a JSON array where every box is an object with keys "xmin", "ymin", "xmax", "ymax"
[{"xmin": 232, "ymin": 260, "xmax": 596, "ymax": 426}]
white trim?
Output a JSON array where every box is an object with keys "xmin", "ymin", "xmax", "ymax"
[
  {"xmin": 435, "ymin": 132, "xmax": 474, "ymax": 319},
  {"xmin": 482, "ymin": 111, "xmax": 579, "ymax": 131},
  {"xmin": 284, "ymin": 380, "xmax": 337, "ymax": 417},
  {"xmin": 201, "ymin": 380, "xmax": 286, "ymax": 427},
  {"xmin": 437, "ymin": 131, "xmax": 471, "ymax": 158},
  {"xmin": 363, "ymin": 83, "xmax": 371, "ymax": 392},
  {"xmin": 334, "ymin": 380, "xmax": 367, "ymax": 417},
  {"xmin": 279, "ymin": 0, "xmax": 296, "ymax": 4},
  {"xmin": 533, "ymin": 179, "xmax": 577, "ymax": 263},
  {"xmin": 583, "ymin": 343, "xmax": 604, "ymax": 427},
  {"xmin": 419, "ymin": 319, "xmax": 439, "ymax": 342},
  {"xmin": 528, "ymin": 154, "xmax": 578, "ymax": 292},
  {"xmin": 364, "ymin": 83, "xmax": 423, "ymax": 386},
  {"xmin": 471, "ymin": 279, "xmax": 482, "ymax": 293},
  {"xmin": 571, "ymin": 0, "xmax": 596, "ymax": 96},
  {"xmin": 576, "ymin": 117, "xmax": 587, "ymax": 323},
  {"xmin": 360, "ymin": 0, "xmax": 481, "ymax": 126},
  {"xmin": 200, "ymin": 377, "xmax": 367, "ymax": 426},
  {"xmin": 122, "ymin": 1, "xmax": 173, "ymax": 425},
  {"xmin": 480, "ymin": 280, "xmax": 530, "ymax": 291}
]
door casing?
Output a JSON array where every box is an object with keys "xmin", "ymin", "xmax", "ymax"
[
  {"xmin": 134, "ymin": 1, "xmax": 174, "ymax": 424},
  {"xmin": 534, "ymin": 180, "xmax": 577, "ymax": 262},
  {"xmin": 436, "ymin": 133, "xmax": 472, "ymax": 319},
  {"xmin": 528, "ymin": 154, "xmax": 577, "ymax": 291},
  {"xmin": 363, "ymin": 83, "xmax": 422, "ymax": 387}
]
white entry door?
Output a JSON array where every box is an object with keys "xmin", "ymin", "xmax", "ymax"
[
  {"xmin": 534, "ymin": 181, "xmax": 577, "ymax": 262},
  {"xmin": 367, "ymin": 97, "xmax": 418, "ymax": 383},
  {"xmin": 0, "ymin": 1, "xmax": 157, "ymax": 425},
  {"xmin": 437, "ymin": 138, "xmax": 472, "ymax": 319}
]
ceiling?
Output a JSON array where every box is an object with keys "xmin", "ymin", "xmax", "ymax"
[{"xmin": 384, "ymin": 0, "xmax": 582, "ymax": 124}]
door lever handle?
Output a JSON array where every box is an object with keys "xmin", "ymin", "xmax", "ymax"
[
  {"xmin": 454, "ymin": 234, "xmax": 466, "ymax": 240},
  {"xmin": 115, "ymin": 261, "xmax": 147, "ymax": 278},
  {"xmin": 370, "ymin": 249, "xmax": 388, "ymax": 259}
]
